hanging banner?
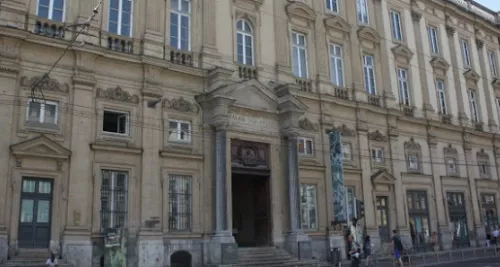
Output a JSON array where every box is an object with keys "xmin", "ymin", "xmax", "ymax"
[{"xmin": 329, "ymin": 130, "xmax": 347, "ymax": 223}]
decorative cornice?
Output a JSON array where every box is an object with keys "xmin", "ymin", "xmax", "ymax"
[
  {"xmin": 463, "ymin": 69, "xmax": 480, "ymax": 84},
  {"xmin": 298, "ymin": 117, "xmax": 319, "ymax": 132},
  {"xmin": 285, "ymin": 2, "xmax": 316, "ymax": 21},
  {"xmin": 324, "ymin": 14, "xmax": 351, "ymax": 33},
  {"xmin": 368, "ymin": 130, "xmax": 387, "ymax": 142},
  {"xmin": 357, "ymin": 26, "xmax": 381, "ymax": 44},
  {"xmin": 0, "ymin": 65, "xmax": 19, "ymax": 74},
  {"xmin": 162, "ymin": 96, "xmax": 199, "ymax": 113},
  {"xmin": 333, "ymin": 124, "xmax": 356, "ymax": 137},
  {"xmin": 404, "ymin": 137, "xmax": 421, "ymax": 150},
  {"xmin": 391, "ymin": 44, "xmax": 414, "ymax": 60},
  {"xmin": 21, "ymin": 75, "xmax": 69, "ymax": 93},
  {"xmin": 96, "ymin": 86, "xmax": 139, "ymax": 104},
  {"xmin": 443, "ymin": 144, "xmax": 458, "ymax": 155},
  {"xmin": 430, "ymin": 56, "xmax": 450, "ymax": 72}
]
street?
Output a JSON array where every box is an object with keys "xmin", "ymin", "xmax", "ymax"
[{"xmin": 433, "ymin": 257, "xmax": 500, "ymax": 267}]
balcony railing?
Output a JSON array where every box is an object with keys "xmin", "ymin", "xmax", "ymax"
[
  {"xmin": 334, "ymin": 87, "xmax": 349, "ymax": 100},
  {"xmin": 402, "ymin": 105, "xmax": 414, "ymax": 117},
  {"xmin": 169, "ymin": 48, "xmax": 193, "ymax": 66},
  {"xmin": 295, "ymin": 78, "xmax": 313, "ymax": 92},
  {"xmin": 441, "ymin": 114, "xmax": 452, "ymax": 125},
  {"xmin": 106, "ymin": 35, "xmax": 134, "ymax": 54},
  {"xmin": 33, "ymin": 19, "xmax": 65, "ymax": 39},
  {"xmin": 368, "ymin": 95, "xmax": 381, "ymax": 108},
  {"xmin": 238, "ymin": 65, "xmax": 257, "ymax": 80}
]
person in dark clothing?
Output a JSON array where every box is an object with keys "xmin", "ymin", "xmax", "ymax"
[
  {"xmin": 363, "ymin": 235, "xmax": 373, "ymax": 267},
  {"xmin": 348, "ymin": 235, "xmax": 361, "ymax": 267},
  {"xmin": 392, "ymin": 229, "xmax": 404, "ymax": 267}
]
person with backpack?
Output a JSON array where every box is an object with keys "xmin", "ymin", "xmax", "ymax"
[{"xmin": 391, "ymin": 229, "xmax": 404, "ymax": 267}]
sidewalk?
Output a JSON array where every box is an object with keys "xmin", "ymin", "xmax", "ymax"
[{"xmin": 338, "ymin": 246, "xmax": 500, "ymax": 267}]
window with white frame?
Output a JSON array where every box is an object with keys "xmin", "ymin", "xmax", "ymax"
[
  {"xmin": 460, "ymin": 39, "xmax": 471, "ymax": 68},
  {"xmin": 428, "ymin": 26, "xmax": 440, "ymax": 55},
  {"xmin": 168, "ymin": 174, "xmax": 192, "ymax": 231},
  {"xmin": 371, "ymin": 147, "xmax": 384, "ymax": 164},
  {"xmin": 170, "ymin": 0, "xmax": 191, "ymax": 51},
  {"xmin": 390, "ymin": 10, "xmax": 403, "ymax": 41},
  {"xmin": 446, "ymin": 158, "xmax": 457, "ymax": 175},
  {"xmin": 103, "ymin": 110, "xmax": 129, "ymax": 135},
  {"xmin": 468, "ymin": 89, "xmax": 479, "ymax": 123},
  {"xmin": 236, "ymin": 20, "xmax": 254, "ymax": 66},
  {"xmin": 300, "ymin": 184, "xmax": 318, "ymax": 230},
  {"xmin": 397, "ymin": 68, "xmax": 410, "ymax": 106},
  {"xmin": 101, "ymin": 170, "xmax": 128, "ymax": 229},
  {"xmin": 37, "ymin": 0, "xmax": 65, "ymax": 22},
  {"xmin": 326, "ymin": 0, "xmax": 339, "ymax": 13},
  {"xmin": 488, "ymin": 51, "xmax": 498, "ymax": 77},
  {"xmin": 329, "ymin": 44, "xmax": 344, "ymax": 87},
  {"xmin": 407, "ymin": 153, "xmax": 419, "ymax": 171},
  {"xmin": 109, "ymin": 0, "xmax": 132, "ymax": 37},
  {"xmin": 292, "ymin": 31, "xmax": 308, "ymax": 78},
  {"xmin": 168, "ymin": 120, "xmax": 191, "ymax": 143},
  {"xmin": 298, "ymin": 137, "xmax": 314, "ymax": 156},
  {"xmin": 356, "ymin": 0, "xmax": 369, "ymax": 24},
  {"xmin": 342, "ymin": 142, "xmax": 352, "ymax": 161},
  {"xmin": 26, "ymin": 100, "xmax": 59, "ymax": 125},
  {"xmin": 363, "ymin": 55, "xmax": 377, "ymax": 95},
  {"xmin": 436, "ymin": 79, "xmax": 447, "ymax": 115}
]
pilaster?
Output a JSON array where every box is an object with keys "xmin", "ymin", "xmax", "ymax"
[
  {"xmin": 446, "ymin": 26, "xmax": 468, "ymax": 125},
  {"xmin": 356, "ymin": 129, "xmax": 376, "ymax": 230},
  {"xmin": 388, "ymin": 129, "xmax": 406, "ymax": 231},
  {"xmin": 475, "ymin": 39, "xmax": 496, "ymax": 130},
  {"xmin": 274, "ymin": 0, "xmax": 291, "ymax": 73},
  {"xmin": 143, "ymin": 0, "xmax": 166, "ymax": 59},
  {"xmin": 201, "ymin": 0, "xmax": 219, "ymax": 64},
  {"xmin": 0, "ymin": 0, "xmax": 27, "ymax": 29}
]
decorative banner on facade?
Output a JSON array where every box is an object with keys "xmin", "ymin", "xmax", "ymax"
[{"xmin": 329, "ymin": 130, "xmax": 347, "ymax": 223}]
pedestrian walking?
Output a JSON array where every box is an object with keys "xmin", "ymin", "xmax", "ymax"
[
  {"xmin": 391, "ymin": 229, "xmax": 405, "ymax": 267},
  {"xmin": 431, "ymin": 231, "xmax": 439, "ymax": 252},
  {"xmin": 363, "ymin": 235, "xmax": 373, "ymax": 267},
  {"xmin": 348, "ymin": 235, "xmax": 361, "ymax": 267}
]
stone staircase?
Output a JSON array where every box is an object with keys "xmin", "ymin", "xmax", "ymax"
[
  {"xmin": 234, "ymin": 247, "xmax": 330, "ymax": 267},
  {"xmin": 0, "ymin": 249, "xmax": 72, "ymax": 267}
]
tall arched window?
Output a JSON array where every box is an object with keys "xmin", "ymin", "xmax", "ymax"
[{"xmin": 236, "ymin": 20, "xmax": 254, "ymax": 66}]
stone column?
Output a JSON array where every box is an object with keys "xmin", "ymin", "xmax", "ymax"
[
  {"xmin": 475, "ymin": 39, "xmax": 496, "ymax": 130},
  {"xmin": 284, "ymin": 133, "xmax": 312, "ymax": 260},
  {"xmin": 446, "ymin": 26, "xmax": 468, "ymax": 125}
]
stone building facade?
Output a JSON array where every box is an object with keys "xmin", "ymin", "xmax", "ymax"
[{"xmin": 0, "ymin": 0, "xmax": 500, "ymax": 266}]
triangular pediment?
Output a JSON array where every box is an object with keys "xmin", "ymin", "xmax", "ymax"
[
  {"xmin": 391, "ymin": 44, "xmax": 414, "ymax": 60},
  {"xmin": 429, "ymin": 56, "xmax": 450, "ymax": 72},
  {"xmin": 10, "ymin": 135, "xmax": 71, "ymax": 160},
  {"xmin": 219, "ymin": 79, "xmax": 279, "ymax": 112},
  {"xmin": 371, "ymin": 169, "xmax": 396, "ymax": 185},
  {"xmin": 357, "ymin": 26, "xmax": 381, "ymax": 44},
  {"xmin": 463, "ymin": 69, "xmax": 480, "ymax": 83},
  {"xmin": 324, "ymin": 15, "xmax": 351, "ymax": 33},
  {"xmin": 285, "ymin": 2, "xmax": 316, "ymax": 21}
]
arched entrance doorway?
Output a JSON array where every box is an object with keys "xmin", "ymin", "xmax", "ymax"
[{"xmin": 170, "ymin": 251, "xmax": 192, "ymax": 267}]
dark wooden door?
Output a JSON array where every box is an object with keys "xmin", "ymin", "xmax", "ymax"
[
  {"xmin": 254, "ymin": 177, "xmax": 271, "ymax": 246},
  {"xmin": 376, "ymin": 196, "xmax": 390, "ymax": 242},
  {"xmin": 18, "ymin": 178, "xmax": 53, "ymax": 248}
]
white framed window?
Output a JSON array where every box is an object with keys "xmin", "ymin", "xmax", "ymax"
[
  {"xmin": 37, "ymin": 0, "xmax": 65, "ymax": 22},
  {"xmin": 390, "ymin": 10, "xmax": 403, "ymax": 41},
  {"xmin": 26, "ymin": 100, "xmax": 59, "ymax": 125},
  {"xmin": 329, "ymin": 44, "xmax": 344, "ymax": 87},
  {"xmin": 326, "ymin": 0, "xmax": 339, "ymax": 13},
  {"xmin": 468, "ymin": 89, "xmax": 479, "ymax": 123},
  {"xmin": 108, "ymin": 0, "xmax": 132, "ymax": 37},
  {"xmin": 292, "ymin": 31, "xmax": 308, "ymax": 78},
  {"xmin": 300, "ymin": 184, "xmax": 318, "ymax": 230},
  {"xmin": 342, "ymin": 142, "xmax": 352, "ymax": 161},
  {"xmin": 436, "ymin": 79, "xmax": 447, "ymax": 115},
  {"xmin": 363, "ymin": 55, "xmax": 377, "ymax": 95},
  {"xmin": 170, "ymin": 0, "xmax": 191, "ymax": 51},
  {"xmin": 407, "ymin": 154, "xmax": 419, "ymax": 171},
  {"xmin": 428, "ymin": 26, "xmax": 440, "ymax": 54},
  {"xmin": 298, "ymin": 137, "xmax": 314, "ymax": 156},
  {"xmin": 168, "ymin": 174, "xmax": 192, "ymax": 231},
  {"xmin": 236, "ymin": 20, "xmax": 254, "ymax": 66},
  {"xmin": 488, "ymin": 51, "xmax": 498, "ymax": 77},
  {"xmin": 460, "ymin": 39, "xmax": 471, "ymax": 68},
  {"xmin": 168, "ymin": 120, "xmax": 191, "ymax": 143},
  {"xmin": 397, "ymin": 68, "xmax": 410, "ymax": 106},
  {"xmin": 101, "ymin": 170, "xmax": 128, "ymax": 229},
  {"xmin": 356, "ymin": 0, "xmax": 369, "ymax": 24},
  {"xmin": 371, "ymin": 148, "xmax": 384, "ymax": 163},
  {"xmin": 446, "ymin": 158, "xmax": 457, "ymax": 175},
  {"xmin": 103, "ymin": 110, "xmax": 129, "ymax": 135}
]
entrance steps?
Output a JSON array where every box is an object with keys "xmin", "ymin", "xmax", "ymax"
[
  {"xmin": 234, "ymin": 247, "xmax": 329, "ymax": 267},
  {"xmin": 0, "ymin": 249, "xmax": 72, "ymax": 267}
]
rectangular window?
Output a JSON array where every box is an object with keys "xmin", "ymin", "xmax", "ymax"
[
  {"xmin": 460, "ymin": 39, "xmax": 471, "ymax": 68},
  {"xmin": 371, "ymin": 148, "xmax": 384, "ymax": 163},
  {"xmin": 168, "ymin": 120, "xmax": 191, "ymax": 143},
  {"xmin": 103, "ymin": 110, "xmax": 129, "ymax": 135},
  {"xmin": 170, "ymin": 0, "xmax": 191, "ymax": 51},
  {"xmin": 27, "ymin": 100, "xmax": 59, "ymax": 125},
  {"xmin": 407, "ymin": 154, "xmax": 419, "ymax": 171},
  {"xmin": 428, "ymin": 26, "xmax": 440, "ymax": 55},
  {"xmin": 357, "ymin": 0, "xmax": 369, "ymax": 24},
  {"xmin": 397, "ymin": 68, "xmax": 410, "ymax": 106},
  {"xmin": 329, "ymin": 44, "xmax": 344, "ymax": 87},
  {"xmin": 342, "ymin": 142, "xmax": 352, "ymax": 161},
  {"xmin": 292, "ymin": 32, "xmax": 308, "ymax": 78},
  {"xmin": 446, "ymin": 158, "xmax": 457, "ymax": 175},
  {"xmin": 298, "ymin": 137, "xmax": 314, "ymax": 156},
  {"xmin": 390, "ymin": 10, "xmax": 403, "ymax": 41},
  {"xmin": 488, "ymin": 51, "xmax": 498, "ymax": 77},
  {"xmin": 109, "ymin": 0, "xmax": 132, "ymax": 37},
  {"xmin": 300, "ymin": 184, "xmax": 318, "ymax": 229},
  {"xmin": 436, "ymin": 79, "xmax": 447, "ymax": 115},
  {"xmin": 101, "ymin": 170, "xmax": 128, "ymax": 229},
  {"xmin": 326, "ymin": 0, "xmax": 339, "ymax": 13},
  {"xmin": 363, "ymin": 55, "xmax": 377, "ymax": 95},
  {"xmin": 37, "ymin": 0, "xmax": 65, "ymax": 22},
  {"xmin": 468, "ymin": 89, "xmax": 479, "ymax": 123},
  {"xmin": 168, "ymin": 174, "xmax": 192, "ymax": 231}
]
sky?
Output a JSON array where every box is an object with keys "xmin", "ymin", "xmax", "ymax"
[{"xmin": 476, "ymin": 0, "xmax": 500, "ymax": 11}]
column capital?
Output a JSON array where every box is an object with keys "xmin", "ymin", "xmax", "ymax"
[
  {"xmin": 411, "ymin": 10, "xmax": 422, "ymax": 22},
  {"xmin": 446, "ymin": 25, "xmax": 455, "ymax": 37},
  {"xmin": 475, "ymin": 39, "xmax": 484, "ymax": 49}
]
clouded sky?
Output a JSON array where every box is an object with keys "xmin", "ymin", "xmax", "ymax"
[{"xmin": 476, "ymin": 0, "xmax": 500, "ymax": 11}]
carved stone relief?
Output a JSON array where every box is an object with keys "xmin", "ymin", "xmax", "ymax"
[
  {"xmin": 163, "ymin": 97, "xmax": 199, "ymax": 113},
  {"xmin": 298, "ymin": 117, "xmax": 319, "ymax": 132},
  {"xmin": 21, "ymin": 75, "xmax": 69, "ymax": 93},
  {"xmin": 96, "ymin": 86, "xmax": 139, "ymax": 104},
  {"xmin": 404, "ymin": 138, "xmax": 421, "ymax": 150},
  {"xmin": 368, "ymin": 130, "xmax": 387, "ymax": 142},
  {"xmin": 477, "ymin": 149, "xmax": 489, "ymax": 160},
  {"xmin": 333, "ymin": 124, "xmax": 356, "ymax": 137},
  {"xmin": 231, "ymin": 141, "xmax": 268, "ymax": 168},
  {"xmin": 443, "ymin": 144, "xmax": 458, "ymax": 155}
]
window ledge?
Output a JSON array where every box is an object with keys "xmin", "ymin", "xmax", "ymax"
[{"xmin": 24, "ymin": 122, "xmax": 60, "ymax": 133}]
